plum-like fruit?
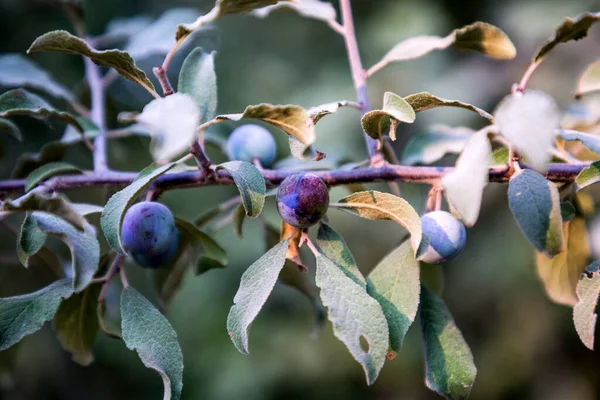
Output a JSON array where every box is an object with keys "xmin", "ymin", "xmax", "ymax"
[
  {"xmin": 276, "ymin": 172, "xmax": 329, "ymax": 228},
  {"xmin": 419, "ymin": 211, "xmax": 466, "ymax": 264},
  {"xmin": 121, "ymin": 201, "xmax": 179, "ymax": 268},
  {"xmin": 226, "ymin": 124, "xmax": 277, "ymax": 166}
]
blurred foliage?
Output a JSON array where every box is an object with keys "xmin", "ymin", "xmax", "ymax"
[{"xmin": 1, "ymin": 0, "xmax": 600, "ymax": 399}]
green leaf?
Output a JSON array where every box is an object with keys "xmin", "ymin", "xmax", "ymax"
[
  {"xmin": 232, "ymin": 203, "xmax": 246, "ymax": 238},
  {"xmin": 100, "ymin": 163, "xmax": 176, "ymax": 254},
  {"xmin": 491, "ymin": 147, "xmax": 509, "ymax": 165},
  {"xmin": 17, "ymin": 212, "xmax": 47, "ymax": 267},
  {"xmin": 52, "ymin": 283, "xmax": 100, "ymax": 366},
  {"xmin": 576, "ymin": 59, "xmax": 600, "ymax": 97},
  {"xmin": 136, "ymin": 93, "xmax": 200, "ymax": 162},
  {"xmin": 420, "ymin": 286, "xmax": 477, "ymax": 400},
  {"xmin": 573, "ymin": 261, "xmax": 600, "ymax": 350},
  {"xmin": 315, "ymin": 223, "xmax": 365, "ymax": 288},
  {"xmin": 217, "ymin": 103, "xmax": 315, "ymax": 145},
  {"xmin": 0, "ymin": 279, "xmax": 73, "ymax": 351},
  {"xmin": 2, "ymin": 191, "xmax": 87, "ymax": 231},
  {"xmin": 536, "ymin": 217, "xmax": 590, "ymax": 306},
  {"xmin": 333, "ymin": 191, "xmax": 422, "ymax": 252},
  {"xmin": 0, "ymin": 118, "xmax": 21, "ymax": 141},
  {"xmin": 315, "ymin": 253, "xmax": 389, "ymax": 385},
  {"xmin": 125, "ymin": 9, "xmax": 202, "ymax": 61},
  {"xmin": 508, "ymin": 169, "xmax": 564, "ymax": 257},
  {"xmin": 71, "ymin": 203, "xmax": 104, "ymax": 216},
  {"xmin": 560, "ymin": 201, "xmax": 576, "ymax": 222},
  {"xmin": 404, "ymin": 92, "xmax": 494, "ymax": 121},
  {"xmin": 28, "ymin": 30, "xmax": 156, "ymax": 95},
  {"xmin": 121, "ymin": 286, "xmax": 183, "ymax": 400},
  {"xmin": 216, "ymin": 161, "xmax": 266, "ymax": 217},
  {"xmin": 25, "ymin": 162, "xmax": 82, "ymax": 192},
  {"xmin": 402, "ymin": 125, "xmax": 473, "ymax": 165},
  {"xmin": 576, "ymin": 161, "xmax": 600, "ymax": 190},
  {"xmin": 0, "ymin": 54, "xmax": 76, "ymax": 103},
  {"xmin": 367, "ymin": 241, "xmax": 420, "ymax": 352},
  {"xmin": 534, "ymin": 12, "xmax": 600, "ymax": 63},
  {"xmin": 308, "ymin": 100, "xmax": 354, "ymax": 124},
  {"xmin": 494, "ymin": 90, "xmax": 560, "ymax": 170},
  {"xmin": 379, "ymin": 22, "xmax": 515, "ymax": 65},
  {"xmin": 175, "ymin": 218, "xmax": 227, "ymax": 273},
  {"xmin": 0, "ymin": 89, "xmax": 83, "ymax": 132},
  {"xmin": 227, "ymin": 237, "xmax": 290, "ymax": 354},
  {"xmin": 559, "ymin": 129, "xmax": 600, "ymax": 155},
  {"xmin": 442, "ymin": 129, "xmax": 491, "ymax": 227},
  {"xmin": 361, "ymin": 92, "xmax": 416, "ymax": 140},
  {"xmin": 103, "ymin": 15, "xmax": 153, "ymax": 43},
  {"xmin": 178, "ymin": 48, "xmax": 217, "ymax": 123},
  {"xmin": 253, "ymin": 0, "xmax": 336, "ymax": 22},
  {"xmin": 32, "ymin": 212, "xmax": 100, "ymax": 292}
]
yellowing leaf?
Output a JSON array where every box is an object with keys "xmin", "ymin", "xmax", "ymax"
[
  {"xmin": 573, "ymin": 261, "xmax": 600, "ymax": 349},
  {"xmin": 404, "ymin": 92, "xmax": 494, "ymax": 121},
  {"xmin": 536, "ymin": 217, "xmax": 590, "ymax": 306}
]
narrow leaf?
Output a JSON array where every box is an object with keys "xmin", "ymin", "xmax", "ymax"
[
  {"xmin": 100, "ymin": 163, "xmax": 176, "ymax": 254},
  {"xmin": 420, "ymin": 286, "xmax": 477, "ymax": 400},
  {"xmin": 121, "ymin": 286, "xmax": 183, "ymax": 400},
  {"xmin": 404, "ymin": 92, "xmax": 493, "ymax": 121},
  {"xmin": 308, "ymin": 100, "xmax": 354, "ymax": 124},
  {"xmin": 217, "ymin": 104, "xmax": 315, "ymax": 145},
  {"xmin": 33, "ymin": 212, "xmax": 100, "ymax": 292},
  {"xmin": 0, "ymin": 118, "xmax": 21, "ymax": 141},
  {"xmin": 362, "ymin": 92, "xmax": 416, "ymax": 140},
  {"xmin": 316, "ymin": 223, "xmax": 365, "ymax": 288},
  {"xmin": 380, "ymin": 22, "xmax": 515, "ymax": 65},
  {"xmin": 442, "ymin": 129, "xmax": 491, "ymax": 227},
  {"xmin": 0, "ymin": 89, "xmax": 83, "ymax": 132},
  {"xmin": 402, "ymin": 125, "xmax": 473, "ymax": 165},
  {"xmin": 25, "ymin": 162, "xmax": 82, "ymax": 192},
  {"xmin": 534, "ymin": 12, "xmax": 600, "ymax": 63},
  {"xmin": 334, "ymin": 191, "xmax": 422, "ymax": 252},
  {"xmin": 0, "ymin": 279, "xmax": 73, "ymax": 351},
  {"xmin": 576, "ymin": 161, "xmax": 600, "ymax": 190},
  {"xmin": 178, "ymin": 48, "xmax": 217, "ymax": 123},
  {"xmin": 0, "ymin": 54, "xmax": 76, "ymax": 103},
  {"xmin": 367, "ymin": 241, "xmax": 420, "ymax": 352},
  {"xmin": 216, "ymin": 161, "xmax": 266, "ymax": 217},
  {"xmin": 573, "ymin": 261, "xmax": 600, "ymax": 349},
  {"xmin": 253, "ymin": 0, "xmax": 336, "ymax": 22},
  {"xmin": 28, "ymin": 30, "xmax": 156, "ymax": 94},
  {"xmin": 315, "ymin": 254, "xmax": 389, "ymax": 385},
  {"xmin": 2, "ymin": 191, "xmax": 86, "ymax": 231},
  {"xmin": 536, "ymin": 217, "xmax": 590, "ymax": 306},
  {"xmin": 559, "ymin": 129, "xmax": 600, "ymax": 155},
  {"xmin": 494, "ymin": 90, "xmax": 560, "ymax": 170},
  {"xmin": 576, "ymin": 59, "xmax": 600, "ymax": 97},
  {"xmin": 508, "ymin": 169, "xmax": 564, "ymax": 257},
  {"xmin": 232, "ymin": 203, "xmax": 246, "ymax": 238},
  {"xmin": 52, "ymin": 283, "xmax": 101, "ymax": 365},
  {"xmin": 227, "ymin": 238, "xmax": 290, "ymax": 354},
  {"xmin": 136, "ymin": 93, "xmax": 200, "ymax": 162},
  {"xmin": 17, "ymin": 212, "xmax": 47, "ymax": 267}
]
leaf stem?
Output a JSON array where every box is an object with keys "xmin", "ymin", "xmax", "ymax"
[
  {"xmin": 152, "ymin": 66, "xmax": 174, "ymax": 96},
  {"xmin": 339, "ymin": 0, "xmax": 383, "ymax": 167},
  {"xmin": 97, "ymin": 254, "xmax": 124, "ymax": 300}
]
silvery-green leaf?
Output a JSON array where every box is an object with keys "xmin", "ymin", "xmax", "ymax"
[
  {"xmin": 573, "ymin": 261, "xmax": 600, "ymax": 349},
  {"xmin": 308, "ymin": 100, "xmax": 354, "ymax": 124},
  {"xmin": 315, "ymin": 254, "xmax": 389, "ymax": 385},
  {"xmin": 25, "ymin": 162, "xmax": 82, "ymax": 192},
  {"xmin": 576, "ymin": 161, "xmax": 600, "ymax": 191},
  {"xmin": 0, "ymin": 118, "xmax": 21, "ymax": 141},
  {"xmin": 559, "ymin": 129, "xmax": 600, "ymax": 155},
  {"xmin": 17, "ymin": 212, "xmax": 47, "ymax": 267},
  {"xmin": 253, "ymin": 0, "xmax": 336, "ymax": 22},
  {"xmin": 136, "ymin": 93, "xmax": 200, "ymax": 162},
  {"xmin": 216, "ymin": 161, "xmax": 266, "ymax": 217},
  {"xmin": 178, "ymin": 48, "xmax": 217, "ymax": 123},
  {"xmin": 402, "ymin": 125, "xmax": 474, "ymax": 165},
  {"xmin": 361, "ymin": 92, "xmax": 415, "ymax": 140},
  {"xmin": 316, "ymin": 223, "xmax": 365, "ymax": 288},
  {"xmin": 367, "ymin": 241, "xmax": 420, "ymax": 352},
  {"xmin": 508, "ymin": 169, "xmax": 564, "ymax": 257},
  {"xmin": 0, "ymin": 279, "xmax": 73, "ymax": 351},
  {"xmin": 227, "ymin": 238, "xmax": 290, "ymax": 354},
  {"xmin": 442, "ymin": 129, "xmax": 491, "ymax": 227},
  {"xmin": 494, "ymin": 91, "xmax": 560, "ymax": 170}
]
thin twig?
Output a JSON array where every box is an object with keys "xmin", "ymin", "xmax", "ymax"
[
  {"xmin": 119, "ymin": 264, "xmax": 129, "ymax": 288},
  {"xmin": 97, "ymin": 255, "xmax": 124, "ymax": 299},
  {"xmin": 152, "ymin": 66, "xmax": 174, "ymax": 96},
  {"xmin": 326, "ymin": 19, "xmax": 345, "ymax": 35}
]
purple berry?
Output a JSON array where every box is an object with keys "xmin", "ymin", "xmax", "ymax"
[
  {"xmin": 121, "ymin": 201, "xmax": 178, "ymax": 263},
  {"xmin": 130, "ymin": 230, "xmax": 180, "ymax": 269},
  {"xmin": 419, "ymin": 211, "xmax": 466, "ymax": 264},
  {"xmin": 226, "ymin": 124, "xmax": 277, "ymax": 166},
  {"xmin": 276, "ymin": 172, "xmax": 329, "ymax": 228}
]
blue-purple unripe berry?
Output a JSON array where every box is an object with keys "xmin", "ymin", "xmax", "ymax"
[
  {"xmin": 276, "ymin": 172, "xmax": 329, "ymax": 228},
  {"xmin": 419, "ymin": 211, "xmax": 466, "ymax": 264},
  {"xmin": 121, "ymin": 201, "xmax": 179, "ymax": 269},
  {"xmin": 226, "ymin": 124, "xmax": 277, "ymax": 167}
]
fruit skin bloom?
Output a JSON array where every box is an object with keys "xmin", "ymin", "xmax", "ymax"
[
  {"xmin": 276, "ymin": 172, "xmax": 330, "ymax": 228},
  {"xmin": 121, "ymin": 201, "xmax": 180, "ymax": 268},
  {"xmin": 419, "ymin": 211, "xmax": 467, "ymax": 264},
  {"xmin": 226, "ymin": 124, "xmax": 277, "ymax": 167}
]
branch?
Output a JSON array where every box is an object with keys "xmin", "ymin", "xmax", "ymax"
[
  {"xmin": 0, "ymin": 163, "xmax": 588, "ymax": 197},
  {"xmin": 339, "ymin": 0, "xmax": 383, "ymax": 167},
  {"xmin": 85, "ymin": 59, "xmax": 109, "ymax": 172}
]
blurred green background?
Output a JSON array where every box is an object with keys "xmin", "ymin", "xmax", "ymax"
[{"xmin": 1, "ymin": 0, "xmax": 600, "ymax": 399}]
